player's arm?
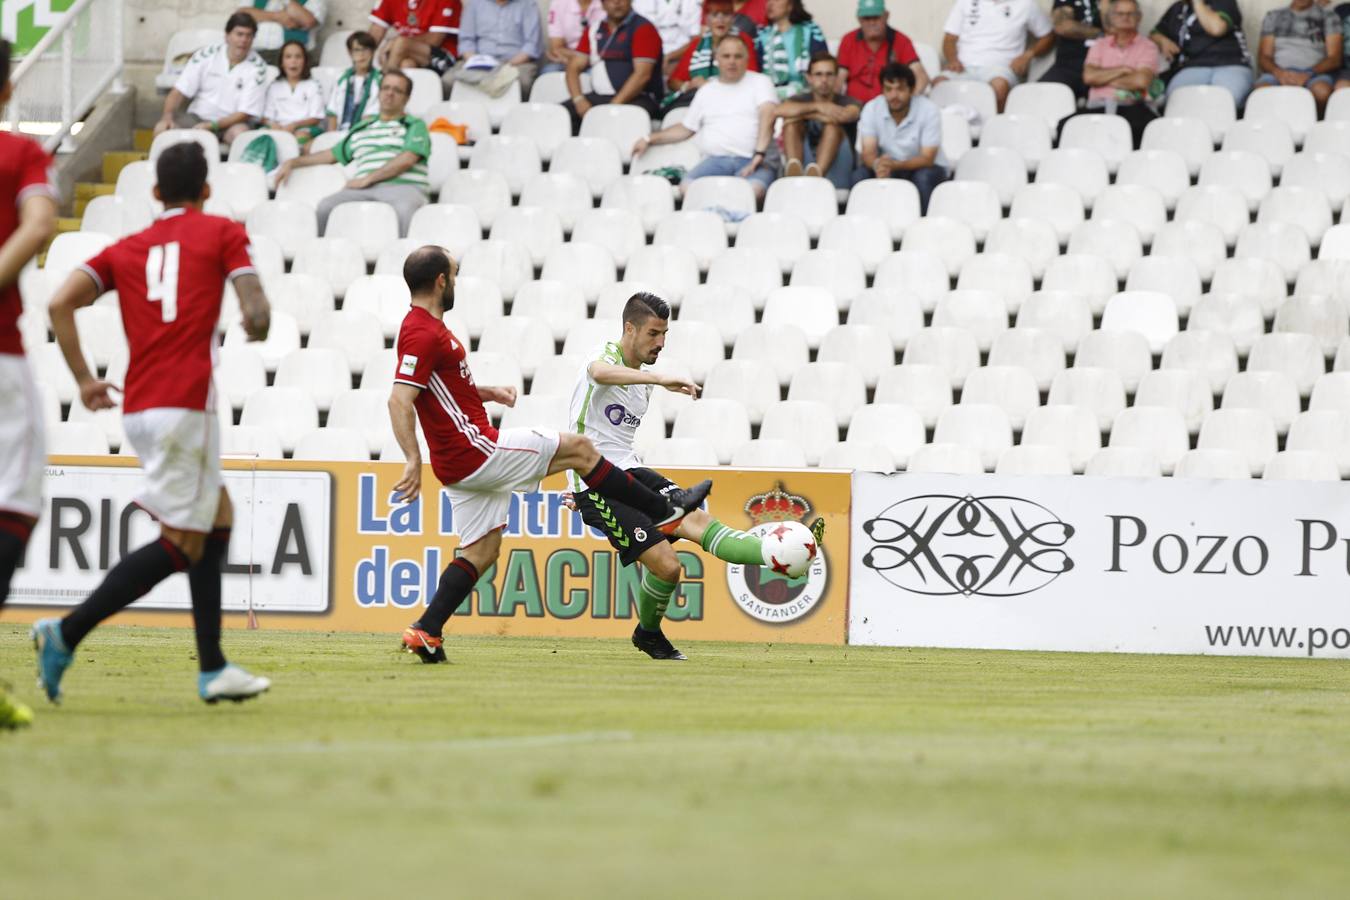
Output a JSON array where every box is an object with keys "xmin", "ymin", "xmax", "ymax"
[
  {"xmin": 49, "ymin": 270, "xmax": 116, "ymax": 411},
  {"xmin": 589, "ymin": 362, "xmax": 700, "ymax": 396},
  {"xmin": 233, "ymin": 273, "xmax": 271, "ymax": 341},
  {"xmin": 0, "ymin": 193, "xmax": 57, "ymax": 292},
  {"xmin": 388, "ymin": 383, "xmax": 423, "ymax": 502},
  {"xmin": 477, "ymin": 385, "xmax": 517, "ymax": 406}
]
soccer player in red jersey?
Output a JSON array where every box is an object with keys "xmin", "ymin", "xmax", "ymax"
[
  {"xmin": 31, "ymin": 142, "xmax": 273, "ymax": 705},
  {"xmin": 388, "ymin": 245, "xmax": 714, "ymax": 662},
  {"xmin": 0, "ymin": 39, "xmax": 58, "ymax": 729}
]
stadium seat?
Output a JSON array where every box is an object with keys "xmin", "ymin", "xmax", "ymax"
[
  {"xmin": 1109, "ymin": 406, "xmax": 1189, "ymax": 475},
  {"xmin": 323, "ymin": 390, "xmax": 394, "ymax": 456},
  {"xmin": 672, "ymin": 399, "xmax": 750, "ymax": 465},
  {"xmin": 372, "ymin": 239, "xmax": 419, "ymax": 278},
  {"xmin": 263, "ymin": 273, "xmax": 334, "ymax": 338},
  {"xmin": 1274, "ymin": 293, "xmax": 1346, "ymax": 357},
  {"xmin": 449, "ymin": 78, "xmax": 521, "ymax": 128},
  {"xmin": 846, "ymin": 403, "xmax": 925, "ymax": 470},
  {"xmin": 440, "ymin": 275, "xmax": 500, "ymax": 341},
  {"xmin": 274, "ymin": 162, "xmax": 346, "ymax": 211},
  {"xmin": 1197, "ymin": 151, "xmax": 1272, "ymax": 215},
  {"xmin": 844, "ymin": 178, "xmax": 920, "ymax": 242},
  {"xmin": 1100, "ymin": 291, "xmax": 1179, "ymax": 354},
  {"xmin": 64, "ymin": 398, "xmax": 124, "ymax": 451},
  {"xmin": 406, "ymin": 204, "xmax": 482, "ymax": 259},
  {"xmin": 424, "ymin": 99, "xmax": 491, "ymax": 147},
  {"xmin": 980, "ymin": 115, "xmax": 1050, "ymax": 174},
  {"xmin": 790, "ymin": 249, "xmax": 865, "ymax": 310},
  {"xmin": 1222, "ymin": 370, "xmax": 1300, "ymax": 435},
  {"xmin": 679, "ymin": 285, "xmax": 755, "ymax": 347},
  {"xmin": 1287, "ymin": 152, "xmax": 1350, "ymax": 221},
  {"xmin": 1288, "ymin": 410, "xmax": 1350, "ymax": 476},
  {"xmin": 1160, "ymin": 330, "xmax": 1238, "ymax": 396},
  {"xmin": 1084, "ymin": 446, "xmax": 1162, "ymax": 477},
  {"xmin": 402, "ymin": 67, "xmax": 445, "ymax": 115},
  {"xmin": 43, "ymin": 233, "xmax": 113, "ymax": 284},
  {"xmin": 933, "ymin": 404, "xmax": 1012, "ymax": 472},
  {"xmin": 1141, "ymin": 116, "xmax": 1214, "ymax": 177},
  {"xmin": 1212, "ymin": 258, "xmax": 1288, "ymax": 322},
  {"xmin": 1150, "ymin": 220, "xmax": 1227, "ymax": 283},
  {"xmin": 529, "ymin": 69, "xmax": 589, "ymax": 104},
  {"xmin": 1311, "ymin": 371, "xmax": 1350, "ymax": 416},
  {"xmin": 729, "ymin": 439, "xmax": 809, "ymax": 469},
  {"xmin": 758, "ymin": 400, "xmax": 839, "ymax": 466},
  {"xmin": 818, "ymin": 324, "xmax": 895, "ymax": 388},
  {"xmin": 220, "ymin": 425, "xmax": 284, "ymax": 460},
  {"xmin": 378, "ymin": 427, "xmax": 431, "ymax": 463},
  {"xmin": 228, "ymin": 129, "xmax": 300, "ymax": 167},
  {"xmin": 208, "ymin": 162, "xmax": 268, "ymax": 221},
  {"xmin": 731, "ymin": 323, "xmax": 812, "ymax": 388},
  {"xmin": 358, "ymin": 349, "xmax": 398, "ymax": 396},
  {"xmin": 1035, "ymin": 147, "xmax": 1110, "ymax": 210},
  {"xmin": 292, "ymin": 427, "xmax": 370, "ymax": 462},
  {"xmin": 1005, "ymin": 81, "xmax": 1076, "ymax": 131},
  {"xmin": 1008, "ymin": 183, "xmax": 1084, "ymax": 246},
  {"xmin": 905, "ymin": 442, "xmax": 984, "ymax": 475},
  {"xmin": 214, "ymin": 346, "xmax": 267, "ymax": 413},
  {"xmin": 1263, "ymin": 449, "xmax": 1341, "ymax": 481},
  {"xmin": 1234, "ymin": 222, "xmax": 1311, "ymax": 284},
  {"xmin": 245, "ymin": 200, "xmax": 317, "ymax": 262},
  {"xmin": 645, "ymin": 361, "xmax": 698, "ymax": 427},
  {"xmin": 631, "ymin": 133, "xmax": 703, "ymax": 176},
  {"xmin": 872, "ymin": 251, "xmax": 951, "ymax": 313},
  {"xmin": 702, "ymin": 360, "xmax": 780, "ymax": 426},
  {"xmin": 1126, "ymin": 259, "xmax": 1200, "ymax": 319},
  {"xmin": 1067, "ymin": 220, "xmax": 1141, "ymax": 281},
  {"xmin": 441, "ymin": 170, "xmax": 513, "ymax": 232},
  {"xmin": 46, "ymin": 421, "xmax": 109, "ymax": 456},
  {"xmin": 960, "ymin": 365, "xmax": 1040, "ymax": 431},
  {"xmin": 515, "ymin": 175, "xmax": 592, "ymax": 238},
  {"xmin": 787, "ymin": 362, "xmax": 867, "ymax": 428},
  {"xmin": 760, "ymin": 287, "xmax": 838, "ymax": 350},
  {"xmin": 641, "ymin": 437, "xmax": 719, "ymax": 468},
  {"xmin": 569, "ymin": 208, "xmax": 644, "ymax": 270},
  {"xmin": 1022, "ymin": 404, "xmax": 1100, "ymax": 473},
  {"xmin": 1093, "ymin": 185, "xmax": 1166, "ymax": 246},
  {"xmin": 900, "ymin": 217, "xmax": 976, "ymax": 278},
  {"xmin": 1016, "ymin": 290, "xmax": 1092, "ymax": 354},
  {"xmin": 957, "ymin": 253, "xmax": 1033, "ymax": 314},
  {"xmin": 987, "ymin": 327, "xmax": 1065, "ymax": 391},
  {"xmin": 819, "ymin": 441, "xmax": 896, "ymax": 473},
  {"xmin": 1165, "ymin": 84, "xmax": 1235, "ymax": 142},
  {"xmin": 291, "ymin": 236, "xmax": 366, "ymax": 300},
  {"xmin": 526, "ymin": 354, "xmax": 585, "ymax": 398},
  {"xmin": 223, "ymin": 309, "xmax": 300, "ymax": 372},
  {"xmin": 553, "ymin": 137, "xmax": 625, "ymax": 199},
  {"xmin": 1174, "ymin": 448, "xmax": 1251, "ymax": 480},
  {"xmin": 984, "ymin": 217, "xmax": 1059, "ymax": 280},
  {"xmin": 113, "ymin": 160, "xmax": 157, "ymax": 213},
  {"xmin": 682, "ymin": 176, "xmax": 757, "ymax": 226},
  {"xmin": 155, "ymin": 27, "xmax": 221, "ymax": 89},
  {"xmin": 623, "ymin": 245, "xmax": 699, "ymax": 305},
  {"xmin": 600, "ymin": 174, "xmax": 675, "ymax": 237},
  {"xmin": 427, "ymin": 133, "xmax": 462, "ymax": 191},
  {"xmin": 581, "ymin": 103, "xmax": 653, "ymax": 165},
  {"xmin": 1188, "ymin": 293, "xmax": 1264, "ymax": 357},
  {"xmin": 540, "ymin": 242, "xmax": 618, "ymax": 305},
  {"xmin": 902, "ymin": 326, "xmax": 981, "ymax": 390},
  {"xmin": 1041, "ymin": 254, "xmax": 1117, "ymax": 316},
  {"xmin": 593, "ymin": 279, "xmax": 660, "ymax": 320},
  {"xmin": 460, "ymin": 239, "xmax": 534, "ymax": 301},
  {"xmin": 997, "ymin": 444, "xmax": 1074, "ymax": 476},
  {"xmin": 1059, "ymin": 114, "xmax": 1132, "ymax": 174},
  {"xmin": 875, "ymin": 364, "xmax": 952, "ymax": 429},
  {"xmin": 498, "ymin": 394, "xmax": 571, "ymax": 432},
  {"xmin": 707, "ymin": 247, "xmax": 783, "ymax": 310},
  {"xmin": 1115, "ymin": 148, "xmax": 1191, "ymax": 211},
  {"xmin": 661, "ymin": 320, "xmax": 723, "ymax": 382},
  {"xmin": 1223, "ymin": 120, "xmax": 1295, "ymax": 179},
  {"xmin": 79, "ymin": 195, "xmax": 153, "ymax": 239},
  {"xmin": 1135, "ymin": 369, "xmax": 1213, "ymax": 435},
  {"xmin": 307, "ymin": 309, "xmax": 384, "ymax": 376},
  {"xmin": 476, "ymin": 316, "xmax": 555, "ymax": 380},
  {"xmin": 468, "ymin": 135, "xmax": 541, "ymax": 197},
  {"xmin": 1243, "ymin": 85, "xmax": 1316, "ymax": 146},
  {"xmin": 1258, "ymin": 186, "xmax": 1333, "ymax": 247},
  {"xmin": 71, "ymin": 306, "xmax": 126, "ymax": 370},
  {"xmin": 955, "ymin": 146, "xmax": 1028, "ymax": 207},
  {"xmin": 464, "ymin": 351, "xmax": 525, "ymax": 418},
  {"xmin": 240, "ymin": 387, "xmax": 318, "ymax": 455},
  {"xmin": 489, "ymin": 207, "xmax": 564, "ymax": 268},
  {"xmin": 932, "ymin": 289, "xmax": 1007, "ymax": 352},
  {"xmin": 324, "ymin": 202, "xmax": 400, "ymax": 265},
  {"xmin": 1247, "ymin": 332, "xmax": 1325, "ymax": 396},
  {"xmin": 763, "ymin": 177, "xmax": 838, "ymax": 239},
  {"xmin": 927, "ymin": 180, "xmax": 1001, "ymax": 243},
  {"xmin": 930, "ymin": 79, "xmax": 997, "ymax": 137},
  {"xmin": 509, "ymin": 280, "xmax": 587, "ymax": 342},
  {"xmin": 735, "ymin": 212, "xmax": 812, "ymax": 275},
  {"xmin": 654, "ymin": 210, "xmax": 728, "ymax": 271},
  {"xmin": 817, "ymin": 215, "xmax": 892, "ymax": 277},
  {"xmin": 500, "ymin": 103, "xmax": 572, "ymax": 163},
  {"xmin": 1076, "ymin": 330, "xmax": 1151, "ymax": 394},
  {"xmin": 1198, "ymin": 408, "xmax": 1278, "ymax": 476}
]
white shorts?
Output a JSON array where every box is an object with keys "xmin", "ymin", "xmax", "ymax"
[
  {"xmin": 445, "ymin": 427, "xmax": 560, "ymax": 546},
  {"xmin": 0, "ymin": 354, "xmax": 46, "ymax": 518},
  {"xmin": 941, "ymin": 64, "xmax": 1020, "ymax": 87},
  {"xmin": 123, "ymin": 408, "xmax": 223, "ymax": 533}
]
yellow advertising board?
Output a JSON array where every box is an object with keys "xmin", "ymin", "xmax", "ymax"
[{"xmin": 6, "ymin": 457, "xmax": 850, "ymax": 646}]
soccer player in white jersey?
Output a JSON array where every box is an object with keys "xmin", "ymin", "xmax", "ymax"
[
  {"xmin": 567, "ymin": 292, "xmax": 824, "ymax": 660},
  {"xmin": 0, "ymin": 39, "xmax": 58, "ymax": 728}
]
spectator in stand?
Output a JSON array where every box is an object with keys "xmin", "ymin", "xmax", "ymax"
[
  {"xmin": 543, "ymin": 0, "xmax": 605, "ymax": 74},
  {"xmin": 854, "ymin": 62, "xmax": 947, "ymax": 214},
  {"xmin": 262, "ymin": 41, "xmax": 327, "ymax": 145},
  {"xmin": 1254, "ymin": 0, "xmax": 1342, "ymax": 113},
  {"xmin": 633, "ymin": 0, "xmax": 704, "ymax": 76},
  {"xmin": 446, "ymin": 0, "xmax": 544, "ymax": 96},
  {"xmin": 1151, "ymin": 0, "xmax": 1254, "ymax": 106},
  {"xmin": 370, "ymin": 0, "xmax": 463, "ymax": 75},
  {"xmin": 632, "ymin": 33, "xmax": 779, "ymax": 200},
  {"xmin": 1077, "ymin": 0, "xmax": 1160, "ymax": 146},
  {"xmin": 936, "ymin": 0, "xmax": 1055, "ymax": 112},
  {"xmin": 564, "ymin": 0, "xmax": 665, "ymax": 132},
  {"xmin": 756, "ymin": 0, "xmax": 828, "ymax": 99},
  {"xmin": 325, "ymin": 31, "xmax": 382, "ymax": 133},
  {"xmin": 275, "ymin": 69, "xmax": 431, "ymax": 236},
  {"xmin": 665, "ymin": 0, "xmax": 757, "ymax": 111},
  {"xmin": 1038, "ymin": 0, "xmax": 1105, "ymax": 100},
  {"xmin": 238, "ymin": 0, "xmax": 325, "ymax": 62},
  {"xmin": 837, "ymin": 0, "xmax": 928, "ymax": 104},
  {"xmin": 154, "ymin": 13, "xmax": 269, "ymax": 147},
  {"xmin": 730, "ymin": 0, "xmax": 768, "ymax": 35},
  {"xmin": 774, "ymin": 52, "xmax": 862, "ymax": 189}
]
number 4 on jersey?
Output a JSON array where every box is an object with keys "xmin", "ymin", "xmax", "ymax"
[{"xmin": 146, "ymin": 242, "xmax": 180, "ymax": 323}]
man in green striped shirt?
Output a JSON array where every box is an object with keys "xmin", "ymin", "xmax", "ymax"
[{"xmin": 275, "ymin": 68, "xmax": 430, "ymax": 236}]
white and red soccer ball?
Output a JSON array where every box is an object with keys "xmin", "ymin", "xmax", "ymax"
[{"xmin": 758, "ymin": 521, "xmax": 818, "ymax": 579}]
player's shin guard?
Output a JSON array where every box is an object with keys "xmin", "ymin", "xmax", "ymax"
[
  {"xmin": 188, "ymin": 528, "xmax": 230, "ymax": 673},
  {"xmin": 0, "ymin": 513, "xmax": 35, "ymax": 611},
  {"xmin": 581, "ymin": 458, "xmax": 671, "ymax": 521},
  {"xmin": 637, "ymin": 571, "xmax": 678, "ymax": 631},
  {"xmin": 416, "ymin": 556, "xmax": 480, "ymax": 637},
  {"xmin": 699, "ymin": 520, "xmax": 765, "ymax": 566},
  {"xmin": 60, "ymin": 538, "xmax": 191, "ymax": 650}
]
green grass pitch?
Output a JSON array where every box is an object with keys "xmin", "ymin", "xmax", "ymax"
[{"xmin": 2, "ymin": 623, "xmax": 1349, "ymax": 898}]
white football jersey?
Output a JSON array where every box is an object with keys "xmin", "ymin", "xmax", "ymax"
[{"xmin": 568, "ymin": 341, "xmax": 652, "ymax": 488}]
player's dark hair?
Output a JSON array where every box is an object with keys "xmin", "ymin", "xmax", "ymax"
[
  {"xmin": 156, "ymin": 142, "xmax": 210, "ymax": 204},
  {"xmin": 278, "ymin": 40, "xmax": 312, "ymax": 80},
  {"xmin": 808, "ymin": 51, "xmax": 837, "ymax": 72},
  {"xmin": 0, "ymin": 39, "xmax": 10, "ymax": 91},
  {"xmin": 622, "ymin": 292, "xmax": 670, "ymax": 328},
  {"xmin": 880, "ymin": 62, "xmax": 915, "ymax": 89},
  {"xmin": 404, "ymin": 245, "xmax": 453, "ymax": 295},
  {"xmin": 347, "ymin": 30, "xmax": 378, "ymax": 52},
  {"xmin": 382, "ymin": 68, "xmax": 413, "ymax": 97},
  {"xmin": 225, "ymin": 12, "xmax": 258, "ymax": 35}
]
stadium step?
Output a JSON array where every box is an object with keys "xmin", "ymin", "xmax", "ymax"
[
  {"xmin": 132, "ymin": 129, "xmax": 155, "ymax": 153},
  {"xmin": 73, "ymin": 182, "xmax": 114, "ymax": 218},
  {"xmin": 101, "ymin": 149, "xmax": 145, "ymax": 186}
]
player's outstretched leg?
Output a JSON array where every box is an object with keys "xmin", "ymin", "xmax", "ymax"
[
  {"xmin": 190, "ymin": 527, "xmax": 270, "ymax": 704},
  {"xmin": 554, "ymin": 435, "xmax": 713, "ymax": 535},
  {"xmin": 692, "ymin": 515, "xmax": 826, "ymax": 568},
  {"xmin": 0, "ymin": 514, "xmax": 35, "ymax": 727},
  {"xmin": 33, "ymin": 537, "xmax": 191, "ymax": 703}
]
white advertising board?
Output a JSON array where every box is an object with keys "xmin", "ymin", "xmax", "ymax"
[
  {"xmin": 849, "ymin": 473, "xmax": 1350, "ymax": 658},
  {"xmin": 9, "ymin": 465, "xmax": 333, "ymax": 614}
]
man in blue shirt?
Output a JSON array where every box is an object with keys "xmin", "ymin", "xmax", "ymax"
[
  {"xmin": 446, "ymin": 0, "xmax": 545, "ymax": 95},
  {"xmin": 853, "ymin": 62, "xmax": 947, "ymax": 214}
]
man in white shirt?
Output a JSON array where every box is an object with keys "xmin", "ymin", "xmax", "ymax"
[
  {"xmin": 937, "ymin": 0, "xmax": 1056, "ymax": 110},
  {"xmin": 631, "ymin": 33, "xmax": 778, "ymax": 200},
  {"xmin": 155, "ymin": 13, "xmax": 270, "ymax": 147},
  {"xmin": 632, "ymin": 0, "xmax": 703, "ymax": 75}
]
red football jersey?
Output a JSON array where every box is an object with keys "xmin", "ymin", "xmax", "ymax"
[
  {"xmin": 79, "ymin": 208, "xmax": 254, "ymax": 414},
  {"xmin": 369, "ymin": 0, "xmax": 462, "ymax": 55},
  {"xmin": 394, "ymin": 305, "xmax": 499, "ymax": 483},
  {"xmin": 0, "ymin": 132, "xmax": 58, "ymax": 356}
]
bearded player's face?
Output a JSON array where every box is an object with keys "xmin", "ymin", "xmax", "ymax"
[
  {"xmin": 441, "ymin": 257, "xmax": 457, "ymax": 310},
  {"xmin": 631, "ymin": 316, "xmax": 668, "ymax": 365}
]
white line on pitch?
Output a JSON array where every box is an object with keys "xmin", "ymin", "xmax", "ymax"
[{"xmin": 202, "ymin": 730, "xmax": 635, "ymax": 755}]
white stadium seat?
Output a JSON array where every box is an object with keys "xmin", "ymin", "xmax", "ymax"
[
  {"xmin": 761, "ymin": 287, "xmax": 838, "ymax": 350},
  {"xmin": 1189, "ymin": 293, "xmax": 1265, "ymax": 356},
  {"xmin": 1125, "ymin": 256, "xmax": 1200, "ymax": 317},
  {"xmin": 601, "ymin": 174, "xmax": 676, "ymax": 236},
  {"xmin": 935, "ymin": 403, "xmax": 1014, "ymax": 471},
  {"xmin": 540, "ymin": 242, "xmax": 618, "ymax": 304},
  {"xmin": 327, "ymin": 390, "xmax": 395, "ymax": 455},
  {"xmin": 1109, "ymin": 406, "xmax": 1190, "ymax": 475},
  {"xmin": 468, "ymin": 136, "xmax": 541, "ymax": 196},
  {"xmin": 519, "ymin": 173, "xmax": 593, "ymax": 237},
  {"xmin": 979, "ymin": 114, "xmax": 1051, "ymax": 174},
  {"xmin": 79, "ymin": 195, "xmax": 153, "ymax": 239},
  {"xmin": 930, "ymin": 79, "xmax": 997, "ymax": 137},
  {"xmin": 1198, "ymin": 150, "xmax": 1272, "ymax": 214},
  {"xmin": 1174, "ymin": 449, "xmax": 1251, "ymax": 480},
  {"xmin": 818, "ymin": 324, "xmax": 896, "ymax": 388},
  {"xmin": 240, "ymin": 387, "xmax": 318, "ymax": 454},
  {"xmin": 672, "ymin": 399, "xmax": 750, "ymax": 465},
  {"xmin": 984, "ymin": 217, "xmax": 1060, "ymax": 280},
  {"xmin": 957, "ymin": 253, "xmax": 1034, "ymax": 314},
  {"xmin": 448, "ymin": 78, "xmax": 521, "ymax": 128},
  {"xmin": 661, "ymin": 320, "xmax": 723, "ymax": 381},
  {"xmin": 1134, "ymin": 369, "xmax": 1213, "ymax": 436},
  {"xmin": 1141, "ymin": 116, "xmax": 1213, "ymax": 177},
  {"xmin": 819, "ymin": 441, "xmax": 896, "ymax": 473},
  {"xmin": 220, "ymin": 425, "xmax": 284, "ymax": 460},
  {"xmin": 500, "ymin": 103, "xmax": 572, "ymax": 163},
  {"xmin": 1023, "ymin": 404, "xmax": 1101, "ymax": 473},
  {"xmin": 1258, "ymin": 186, "xmax": 1333, "ymax": 247},
  {"xmin": 1084, "ymin": 446, "xmax": 1163, "ymax": 477},
  {"xmin": 653, "ymin": 210, "xmax": 728, "ymax": 271},
  {"xmin": 1263, "ymin": 450, "xmax": 1341, "ymax": 481},
  {"xmin": 679, "ymin": 285, "xmax": 755, "ymax": 347},
  {"xmin": 1116, "ymin": 149, "xmax": 1191, "ymax": 211},
  {"xmin": 291, "ymin": 236, "xmax": 366, "ymax": 299},
  {"xmin": 498, "ymin": 394, "xmax": 571, "ymax": 432},
  {"xmin": 960, "ymin": 365, "xmax": 1040, "ymax": 431},
  {"xmin": 325, "ymin": 201, "xmax": 400, "ymax": 265},
  {"xmin": 875, "ymin": 364, "xmax": 952, "ymax": 429},
  {"xmin": 214, "ymin": 346, "xmax": 267, "ymax": 412},
  {"xmin": 1287, "ymin": 410, "xmax": 1350, "ymax": 476},
  {"xmin": 460, "ymin": 239, "xmax": 534, "ymax": 301},
  {"xmin": 1243, "ymin": 85, "xmax": 1317, "ymax": 145},
  {"xmin": 476, "ymin": 317, "xmax": 556, "ymax": 381},
  {"xmin": 553, "ymin": 137, "xmax": 625, "ymax": 199},
  {"xmin": 47, "ymin": 421, "xmax": 109, "ymax": 455},
  {"xmin": 683, "ymin": 176, "xmax": 756, "ymax": 224},
  {"xmin": 763, "ymin": 176, "xmax": 838, "ymax": 239},
  {"xmin": 758, "ymin": 401, "xmax": 839, "ymax": 466},
  {"xmin": 707, "ymin": 247, "xmax": 783, "ymax": 310},
  {"xmin": 1042, "ymin": 254, "xmax": 1118, "ymax": 316},
  {"xmin": 1162, "ymin": 330, "xmax": 1239, "ymax": 395},
  {"xmin": 818, "ymin": 215, "xmax": 892, "ymax": 277},
  {"xmin": 489, "ymin": 206, "xmax": 564, "ymax": 268},
  {"xmin": 1223, "ymin": 120, "xmax": 1295, "ymax": 178},
  {"xmin": 787, "ymin": 362, "xmax": 867, "ymax": 428},
  {"xmin": 580, "ymin": 104, "xmax": 651, "ymax": 165},
  {"xmin": 623, "ymin": 245, "xmax": 700, "ymax": 305},
  {"xmin": 906, "ymin": 443, "xmax": 985, "ymax": 475},
  {"xmin": 702, "ymin": 360, "xmax": 780, "ymax": 426},
  {"xmin": 642, "ymin": 438, "xmax": 719, "ymax": 468},
  {"xmin": 1234, "ymin": 222, "xmax": 1311, "ymax": 284},
  {"xmin": 1247, "ymin": 332, "xmax": 1325, "ymax": 397},
  {"xmin": 1166, "ymin": 84, "xmax": 1236, "ymax": 142},
  {"xmin": 1067, "ymin": 219, "xmax": 1142, "ymax": 281},
  {"xmin": 1093, "ymin": 184, "xmax": 1167, "ymax": 246},
  {"xmin": 440, "ymin": 170, "xmax": 512, "ymax": 231},
  {"xmin": 407, "ymin": 204, "xmax": 482, "ymax": 259},
  {"xmin": 245, "ymin": 200, "xmax": 317, "ymax": 261},
  {"xmin": 927, "ymin": 180, "xmax": 1001, "ymax": 243},
  {"xmin": 292, "ymin": 427, "xmax": 371, "ymax": 462},
  {"xmin": 224, "ymin": 309, "xmax": 301, "ymax": 372},
  {"xmin": 1212, "ymin": 258, "xmax": 1287, "ymax": 320},
  {"xmin": 1005, "ymin": 81, "xmax": 1075, "ymax": 132},
  {"xmin": 1274, "ymin": 293, "xmax": 1347, "ymax": 357},
  {"xmin": 307, "ymin": 309, "xmax": 384, "ymax": 376},
  {"xmin": 732, "ymin": 323, "xmax": 812, "ymax": 388},
  {"xmin": 1282, "ymin": 151, "xmax": 1350, "ymax": 214},
  {"xmin": 736, "ymin": 212, "xmax": 811, "ymax": 275},
  {"xmin": 1059, "ymin": 114, "xmax": 1132, "ymax": 174},
  {"xmin": 873, "ymin": 251, "xmax": 950, "ymax": 313},
  {"xmin": 987, "ymin": 327, "xmax": 1065, "ymax": 391},
  {"xmin": 1009, "ymin": 182, "xmax": 1084, "ymax": 245},
  {"xmin": 1198, "ymin": 408, "xmax": 1279, "ymax": 476},
  {"xmin": 572, "ymin": 208, "xmax": 645, "ymax": 270},
  {"xmin": 1075, "ymin": 330, "xmax": 1152, "ymax": 394},
  {"xmin": 790, "ymin": 249, "xmax": 866, "ymax": 310},
  {"xmin": 844, "ymin": 178, "xmax": 919, "ymax": 242},
  {"xmin": 208, "ymin": 162, "xmax": 268, "ymax": 220},
  {"xmin": 730, "ymin": 439, "xmax": 809, "ymax": 469},
  {"xmin": 901, "ymin": 326, "xmax": 980, "ymax": 389},
  {"xmin": 1222, "ymin": 370, "xmax": 1301, "ymax": 435},
  {"xmin": 1036, "ymin": 148, "xmax": 1110, "ymax": 210},
  {"xmin": 996, "ymin": 445, "xmax": 1074, "ymax": 476},
  {"xmin": 932, "ymin": 289, "xmax": 1007, "ymax": 352},
  {"xmin": 847, "ymin": 404, "xmax": 926, "ymax": 470},
  {"xmin": 1150, "ymin": 220, "xmax": 1226, "ymax": 282},
  {"xmin": 900, "ymin": 217, "xmax": 976, "ymax": 278},
  {"xmin": 274, "ymin": 348, "xmax": 351, "ymax": 412},
  {"xmin": 1100, "ymin": 291, "xmax": 1179, "ymax": 354},
  {"xmin": 955, "ymin": 146, "xmax": 1028, "ymax": 207},
  {"xmin": 1017, "ymin": 290, "xmax": 1092, "ymax": 353},
  {"xmin": 510, "ymin": 279, "xmax": 588, "ymax": 342}
]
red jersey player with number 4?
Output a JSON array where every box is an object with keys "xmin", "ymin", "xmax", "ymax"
[
  {"xmin": 0, "ymin": 39, "xmax": 59, "ymax": 729},
  {"xmin": 387, "ymin": 246, "xmax": 714, "ymax": 662},
  {"xmin": 31, "ymin": 142, "xmax": 274, "ymax": 707}
]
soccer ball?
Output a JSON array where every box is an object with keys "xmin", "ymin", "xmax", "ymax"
[{"xmin": 758, "ymin": 521, "xmax": 818, "ymax": 579}]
